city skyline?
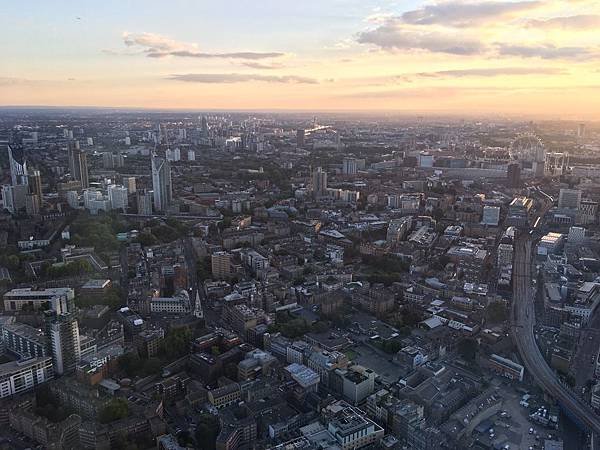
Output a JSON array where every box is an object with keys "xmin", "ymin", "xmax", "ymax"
[{"xmin": 2, "ymin": 0, "xmax": 600, "ymax": 117}]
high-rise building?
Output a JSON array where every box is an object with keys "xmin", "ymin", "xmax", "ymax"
[
  {"xmin": 578, "ymin": 123, "xmax": 586, "ymax": 139},
  {"xmin": 108, "ymin": 185, "xmax": 128, "ymax": 211},
  {"xmin": 151, "ymin": 154, "xmax": 172, "ymax": 212},
  {"xmin": 137, "ymin": 189, "xmax": 153, "ymax": 215},
  {"xmin": 7, "ymin": 144, "xmax": 28, "ymax": 186},
  {"xmin": 25, "ymin": 193, "xmax": 40, "ymax": 215},
  {"xmin": 296, "ymin": 129, "xmax": 305, "ymax": 147},
  {"xmin": 312, "ymin": 167, "xmax": 327, "ymax": 196},
  {"xmin": 188, "ymin": 149, "xmax": 196, "ymax": 161},
  {"xmin": 201, "ymin": 116, "xmax": 209, "ymax": 135},
  {"xmin": 507, "ymin": 163, "xmax": 521, "ymax": 188},
  {"xmin": 558, "ymin": 188, "xmax": 582, "ymax": 210},
  {"xmin": 45, "ymin": 312, "xmax": 81, "ymax": 376},
  {"xmin": 122, "ymin": 176, "xmax": 136, "ymax": 194},
  {"xmin": 211, "ymin": 251, "xmax": 232, "ymax": 279},
  {"xmin": 481, "ymin": 206, "xmax": 501, "ymax": 226},
  {"xmin": 67, "ymin": 141, "xmax": 89, "ymax": 189},
  {"xmin": 577, "ymin": 200, "xmax": 598, "ymax": 225},
  {"xmin": 342, "ymin": 157, "xmax": 358, "ymax": 176},
  {"xmin": 29, "ymin": 169, "xmax": 43, "ymax": 200},
  {"xmin": 2, "ymin": 184, "xmax": 27, "ymax": 213}
]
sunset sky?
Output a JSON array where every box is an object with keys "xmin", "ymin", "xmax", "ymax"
[{"xmin": 2, "ymin": 0, "xmax": 600, "ymax": 117}]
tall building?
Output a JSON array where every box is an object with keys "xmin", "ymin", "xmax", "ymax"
[
  {"xmin": 108, "ymin": 185, "xmax": 128, "ymax": 211},
  {"xmin": 558, "ymin": 188, "xmax": 582, "ymax": 210},
  {"xmin": 211, "ymin": 252, "xmax": 232, "ymax": 279},
  {"xmin": 577, "ymin": 200, "xmax": 598, "ymax": 225},
  {"xmin": 201, "ymin": 116, "xmax": 209, "ymax": 135},
  {"xmin": 342, "ymin": 157, "xmax": 358, "ymax": 176},
  {"xmin": 578, "ymin": 123, "xmax": 586, "ymax": 138},
  {"xmin": 312, "ymin": 167, "xmax": 328, "ymax": 196},
  {"xmin": 29, "ymin": 169, "xmax": 43, "ymax": 200},
  {"xmin": 7, "ymin": 144, "xmax": 28, "ymax": 186},
  {"xmin": 507, "ymin": 163, "xmax": 521, "ymax": 188},
  {"xmin": 2, "ymin": 184, "xmax": 27, "ymax": 213},
  {"xmin": 137, "ymin": 189, "xmax": 153, "ymax": 215},
  {"xmin": 151, "ymin": 154, "xmax": 173, "ymax": 212},
  {"xmin": 25, "ymin": 193, "xmax": 40, "ymax": 215},
  {"xmin": 67, "ymin": 141, "xmax": 89, "ymax": 189},
  {"xmin": 45, "ymin": 312, "xmax": 81, "ymax": 376},
  {"xmin": 296, "ymin": 129, "xmax": 305, "ymax": 147},
  {"xmin": 122, "ymin": 176, "xmax": 136, "ymax": 194}
]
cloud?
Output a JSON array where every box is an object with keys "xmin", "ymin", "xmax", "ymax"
[
  {"xmin": 121, "ymin": 32, "xmax": 284, "ymax": 60},
  {"xmin": 239, "ymin": 62, "xmax": 286, "ymax": 70},
  {"xmin": 357, "ymin": 24, "xmax": 483, "ymax": 55},
  {"xmin": 414, "ymin": 67, "xmax": 567, "ymax": 78},
  {"xmin": 167, "ymin": 73, "xmax": 318, "ymax": 84},
  {"xmin": 526, "ymin": 14, "xmax": 600, "ymax": 29},
  {"xmin": 400, "ymin": 0, "xmax": 541, "ymax": 27},
  {"xmin": 497, "ymin": 44, "xmax": 593, "ymax": 59}
]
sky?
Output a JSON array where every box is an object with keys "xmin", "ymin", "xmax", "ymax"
[{"xmin": 1, "ymin": 0, "xmax": 600, "ymax": 117}]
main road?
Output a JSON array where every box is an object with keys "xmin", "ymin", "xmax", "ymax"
[{"xmin": 511, "ymin": 233, "xmax": 600, "ymax": 441}]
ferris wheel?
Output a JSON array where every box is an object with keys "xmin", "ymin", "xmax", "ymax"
[{"xmin": 509, "ymin": 133, "xmax": 545, "ymax": 163}]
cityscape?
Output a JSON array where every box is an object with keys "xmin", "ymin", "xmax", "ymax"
[{"xmin": 2, "ymin": 2, "xmax": 600, "ymax": 450}]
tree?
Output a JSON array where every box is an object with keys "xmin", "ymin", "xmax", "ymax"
[
  {"xmin": 485, "ymin": 302, "xmax": 508, "ymax": 324},
  {"xmin": 160, "ymin": 327, "xmax": 192, "ymax": 358},
  {"xmin": 194, "ymin": 414, "xmax": 220, "ymax": 450},
  {"xmin": 457, "ymin": 338, "xmax": 478, "ymax": 361},
  {"xmin": 98, "ymin": 398, "xmax": 129, "ymax": 424}
]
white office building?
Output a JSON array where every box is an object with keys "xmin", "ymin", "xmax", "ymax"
[
  {"xmin": 108, "ymin": 185, "xmax": 128, "ymax": 211},
  {"xmin": 0, "ymin": 357, "xmax": 54, "ymax": 399},
  {"xmin": 481, "ymin": 206, "xmax": 501, "ymax": 226}
]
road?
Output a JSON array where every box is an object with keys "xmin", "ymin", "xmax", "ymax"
[{"xmin": 511, "ymin": 233, "xmax": 600, "ymax": 442}]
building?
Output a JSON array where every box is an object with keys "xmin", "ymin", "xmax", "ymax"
[
  {"xmin": 67, "ymin": 140, "xmax": 89, "ymax": 189},
  {"xmin": 507, "ymin": 196, "xmax": 534, "ymax": 227},
  {"xmin": 122, "ymin": 176, "xmax": 137, "ymax": 194},
  {"xmin": 507, "ymin": 163, "xmax": 521, "ymax": 188},
  {"xmin": 296, "ymin": 129, "xmax": 305, "ymax": 147},
  {"xmin": 212, "ymin": 251, "xmax": 232, "ymax": 279},
  {"xmin": 577, "ymin": 200, "xmax": 598, "ymax": 225},
  {"xmin": 2, "ymin": 184, "xmax": 27, "ymax": 213},
  {"xmin": 324, "ymin": 401, "xmax": 385, "ymax": 450},
  {"xmin": 0, "ymin": 357, "xmax": 54, "ymax": 399},
  {"xmin": 208, "ymin": 383, "xmax": 241, "ymax": 409},
  {"xmin": 285, "ymin": 363, "xmax": 320, "ymax": 392},
  {"xmin": 342, "ymin": 157, "xmax": 358, "ymax": 175},
  {"xmin": 108, "ymin": 185, "xmax": 128, "ymax": 211},
  {"xmin": 150, "ymin": 290, "xmax": 191, "ymax": 315},
  {"xmin": 137, "ymin": 189, "xmax": 153, "ymax": 215},
  {"xmin": 538, "ymin": 232, "xmax": 564, "ymax": 257},
  {"xmin": 312, "ymin": 167, "xmax": 328, "ymax": 196},
  {"xmin": 558, "ymin": 188, "xmax": 582, "ymax": 210},
  {"xmin": 3, "ymin": 287, "xmax": 74, "ymax": 314},
  {"xmin": 29, "ymin": 169, "xmax": 43, "ymax": 201},
  {"xmin": 2, "ymin": 322, "xmax": 48, "ymax": 358},
  {"xmin": 152, "ymin": 154, "xmax": 173, "ymax": 212},
  {"xmin": 481, "ymin": 206, "xmax": 500, "ymax": 226},
  {"xmin": 46, "ymin": 312, "xmax": 81, "ymax": 375},
  {"xmin": 497, "ymin": 243, "xmax": 513, "ymax": 267},
  {"xmin": 25, "ymin": 193, "xmax": 40, "ymax": 215},
  {"xmin": 8, "ymin": 144, "xmax": 28, "ymax": 186},
  {"xmin": 568, "ymin": 226, "xmax": 585, "ymax": 243},
  {"xmin": 337, "ymin": 365, "xmax": 376, "ymax": 405},
  {"xmin": 489, "ymin": 354, "xmax": 524, "ymax": 381},
  {"xmin": 135, "ymin": 328, "xmax": 165, "ymax": 358}
]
